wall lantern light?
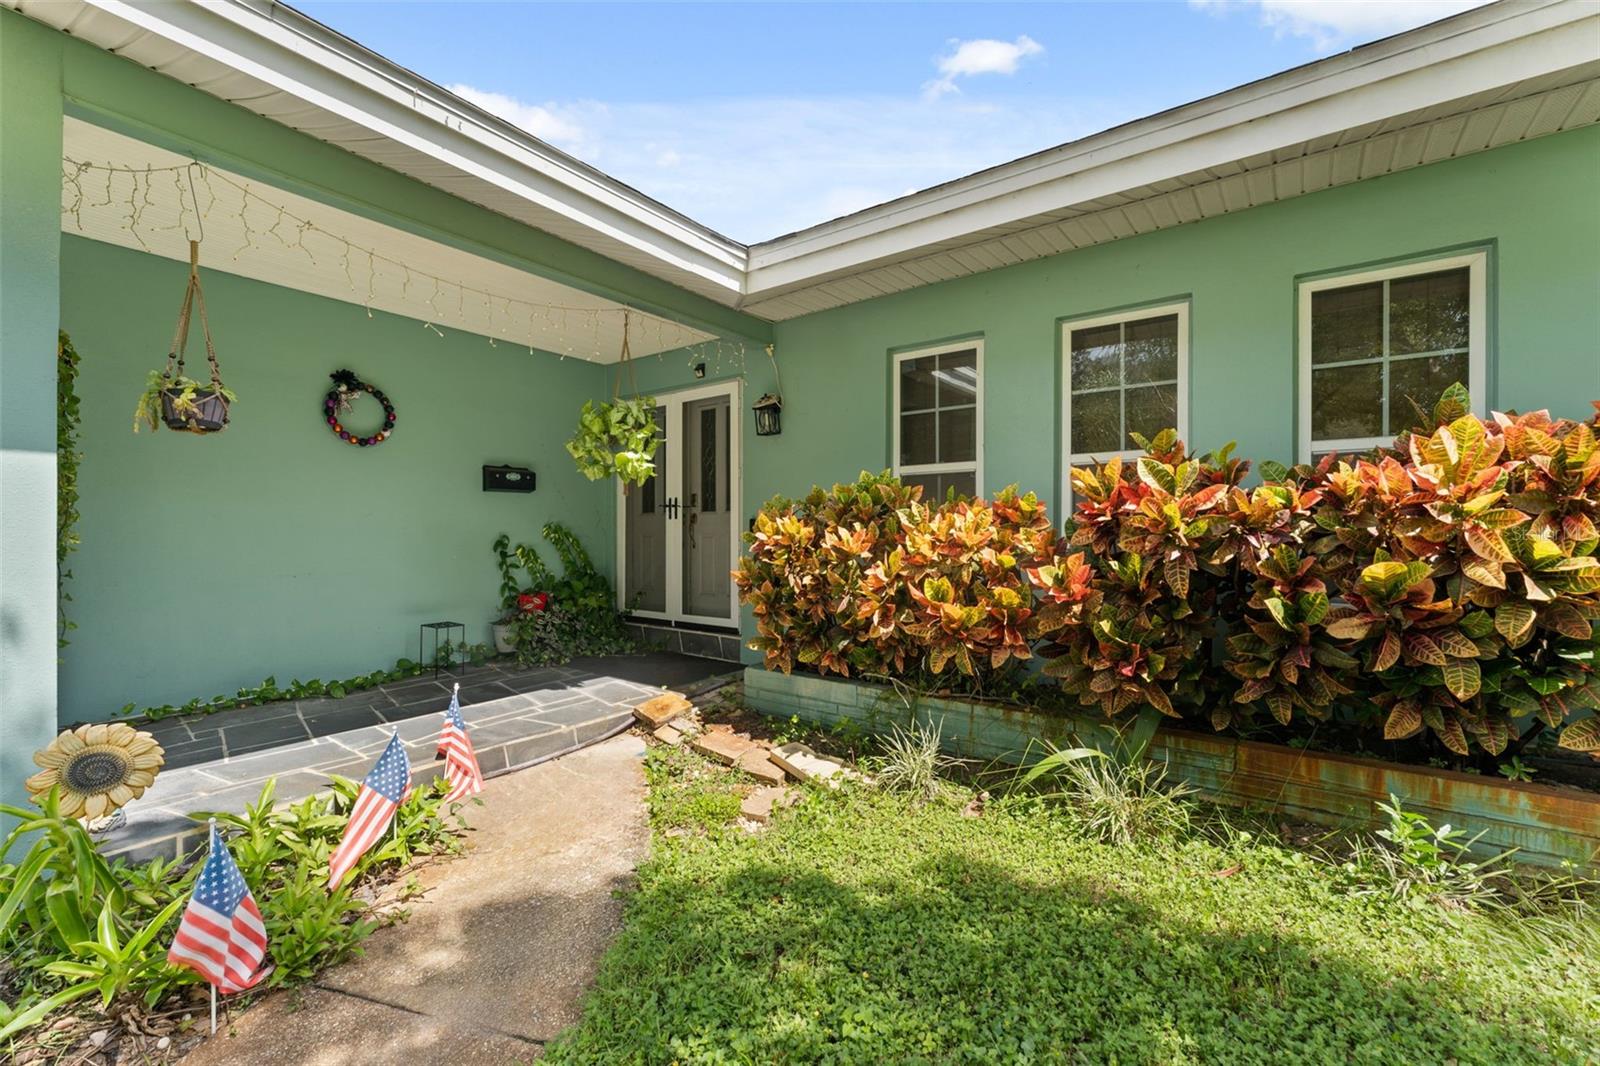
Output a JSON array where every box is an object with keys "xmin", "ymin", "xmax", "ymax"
[{"xmin": 752, "ymin": 393, "xmax": 783, "ymax": 437}]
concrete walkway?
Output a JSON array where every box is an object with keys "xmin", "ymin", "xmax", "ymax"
[{"xmin": 180, "ymin": 733, "xmax": 651, "ymax": 1065}]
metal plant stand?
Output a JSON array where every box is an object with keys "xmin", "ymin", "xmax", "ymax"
[{"xmin": 419, "ymin": 620, "xmax": 465, "ymax": 678}]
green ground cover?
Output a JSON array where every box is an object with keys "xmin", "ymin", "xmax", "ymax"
[{"xmin": 547, "ymin": 743, "xmax": 1599, "ymax": 1065}]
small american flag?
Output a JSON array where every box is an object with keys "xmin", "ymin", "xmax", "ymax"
[
  {"xmin": 327, "ymin": 731, "xmax": 412, "ymax": 889},
  {"xmin": 437, "ymin": 684, "xmax": 484, "ymax": 803},
  {"xmin": 167, "ymin": 822, "xmax": 269, "ymax": 994}
]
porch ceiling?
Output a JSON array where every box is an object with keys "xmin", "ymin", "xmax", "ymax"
[{"xmin": 62, "ymin": 118, "xmax": 715, "ymax": 362}]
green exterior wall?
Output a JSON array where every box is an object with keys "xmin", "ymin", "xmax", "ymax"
[
  {"xmin": 60, "ymin": 235, "xmax": 614, "ymax": 719},
  {"xmin": 1, "ymin": 14, "xmax": 65, "ymax": 812},
  {"xmin": 623, "ymin": 124, "xmax": 1600, "ymax": 662},
  {"xmin": 0, "ymin": 6, "xmax": 768, "ymax": 756}
]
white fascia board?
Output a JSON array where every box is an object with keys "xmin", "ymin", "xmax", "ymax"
[
  {"xmin": 744, "ymin": 0, "xmax": 1600, "ymax": 298},
  {"xmin": 79, "ymin": 0, "xmax": 749, "ymax": 299}
]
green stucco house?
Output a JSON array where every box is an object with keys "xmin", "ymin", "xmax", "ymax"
[{"xmin": 2, "ymin": 0, "xmax": 1597, "ymax": 807}]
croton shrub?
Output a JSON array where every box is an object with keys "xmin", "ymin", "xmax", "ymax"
[
  {"xmin": 734, "ymin": 472, "xmax": 1084, "ymax": 686},
  {"xmin": 735, "ymin": 387, "xmax": 1600, "ymax": 763}
]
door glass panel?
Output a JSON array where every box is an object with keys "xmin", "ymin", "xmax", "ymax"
[
  {"xmin": 700, "ymin": 406, "xmax": 718, "ymax": 513},
  {"xmin": 624, "ymin": 405, "xmax": 667, "ymax": 614},
  {"xmin": 683, "ymin": 397, "xmax": 732, "ymax": 620}
]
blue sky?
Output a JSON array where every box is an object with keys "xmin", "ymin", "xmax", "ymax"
[{"xmin": 298, "ymin": 1, "xmax": 1489, "ymax": 242}]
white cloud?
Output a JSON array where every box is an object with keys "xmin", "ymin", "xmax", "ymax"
[
  {"xmin": 923, "ymin": 35, "xmax": 1044, "ymax": 99},
  {"xmin": 1191, "ymin": 1, "xmax": 1491, "ymax": 50},
  {"xmin": 446, "ymin": 83, "xmax": 589, "ymax": 153},
  {"xmin": 446, "ymin": 85, "xmax": 1124, "ymax": 242}
]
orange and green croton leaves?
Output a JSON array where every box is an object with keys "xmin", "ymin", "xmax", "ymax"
[
  {"xmin": 1308, "ymin": 385, "xmax": 1600, "ymax": 758},
  {"xmin": 1044, "ymin": 432, "xmax": 1249, "ymax": 721},
  {"xmin": 735, "ymin": 384, "xmax": 1600, "ymax": 763},
  {"xmin": 734, "ymin": 474, "xmax": 1082, "ymax": 684}
]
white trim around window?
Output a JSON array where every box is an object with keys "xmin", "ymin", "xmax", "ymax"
[
  {"xmin": 891, "ymin": 338, "xmax": 983, "ymax": 497},
  {"xmin": 1060, "ymin": 301, "xmax": 1190, "ymax": 472},
  {"xmin": 1297, "ymin": 251, "xmax": 1487, "ymax": 462}
]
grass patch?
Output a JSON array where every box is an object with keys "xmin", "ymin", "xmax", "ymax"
[
  {"xmin": 548, "ymin": 748, "xmax": 1599, "ymax": 1065},
  {"xmin": 644, "ymin": 743, "xmax": 746, "ymax": 834}
]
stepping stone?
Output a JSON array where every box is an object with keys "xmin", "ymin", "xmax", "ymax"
[
  {"xmin": 736, "ymin": 748, "xmax": 787, "ymax": 785},
  {"xmin": 740, "ymin": 786, "xmax": 798, "ymax": 824},
  {"xmin": 691, "ymin": 730, "xmax": 756, "ymax": 765},
  {"xmin": 633, "ymin": 692, "xmax": 692, "ymax": 728},
  {"xmin": 769, "ymin": 742, "xmax": 844, "ymax": 783},
  {"xmin": 652, "ymin": 723, "xmax": 686, "ymax": 746}
]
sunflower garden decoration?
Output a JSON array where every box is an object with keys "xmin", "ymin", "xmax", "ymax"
[{"xmin": 26, "ymin": 723, "xmax": 165, "ymax": 821}]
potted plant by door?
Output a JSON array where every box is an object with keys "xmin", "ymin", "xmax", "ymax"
[{"xmin": 133, "ymin": 240, "xmax": 236, "ymax": 434}]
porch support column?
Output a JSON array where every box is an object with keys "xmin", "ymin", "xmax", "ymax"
[{"xmin": 0, "ymin": 11, "xmax": 64, "ymax": 812}]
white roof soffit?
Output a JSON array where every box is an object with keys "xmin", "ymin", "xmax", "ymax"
[
  {"xmin": 62, "ymin": 117, "xmax": 715, "ymax": 361},
  {"xmin": 13, "ymin": 0, "xmax": 747, "ymax": 304},
  {"xmin": 744, "ymin": 0, "xmax": 1600, "ymax": 319}
]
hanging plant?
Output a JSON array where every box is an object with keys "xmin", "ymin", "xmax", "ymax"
[
  {"xmin": 133, "ymin": 239, "xmax": 236, "ymax": 434},
  {"xmin": 566, "ymin": 396, "xmax": 660, "ymax": 487},
  {"xmin": 565, "ymin": 311, "xmax": 659, "ymax": 488}
]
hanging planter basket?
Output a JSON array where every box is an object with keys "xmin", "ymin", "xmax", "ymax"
[
  {"xmin": 159, "ymin": 382, "xmax": 231, "ymax": 433},
  {"xmin": 565, "ymin": 311, "xmax": 659, "ymax": 491},
  {"xmin": 134, "ymin": 239, "xmax": 237, "ymax": 435}
]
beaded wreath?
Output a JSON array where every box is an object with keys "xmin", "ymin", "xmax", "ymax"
[{"xmin": 324, "ymin": 368, "xmax": 395, "ymax": 447}]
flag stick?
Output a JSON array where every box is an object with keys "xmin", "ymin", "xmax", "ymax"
[
  {"xmin": 208, "ymin": 818, "xmax": 219, "ymax": 1035},
  {"xmin": 391, "ymin": 727, "xmax": 401, "ymax": 845}
]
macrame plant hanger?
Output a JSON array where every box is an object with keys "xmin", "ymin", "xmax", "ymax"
[
  {"xmin": 613, "ymin": 310, "xmax": 640, "ymax": 493},
  {"xmin": 161, "ymin": 166, "xmax": 230, "ymax": 433},
  {"xmin": 612, "ymin": 309, "xmax": 637, "ymax": 402}
]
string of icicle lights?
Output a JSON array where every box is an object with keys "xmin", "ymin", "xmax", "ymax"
[{"xmin": 61, "ymin": 155, "xmax": 749, "ymax": 372}]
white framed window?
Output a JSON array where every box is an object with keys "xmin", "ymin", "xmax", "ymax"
[
  {"xmin": 1061, "ymin": 303, "xmax": 1189, "ymax": 473},
  {"xmin": 892, "ymin": 339, "xmax": 982, "ymax": 500},
  {"xmin": 1298, "ymin": 251, "xmax": 1486, "ymax": 461}
]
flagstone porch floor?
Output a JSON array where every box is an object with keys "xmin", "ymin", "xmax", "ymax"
[{"xmin": 96, "ymin": 653, "xmax": 738, "ymax": 863}]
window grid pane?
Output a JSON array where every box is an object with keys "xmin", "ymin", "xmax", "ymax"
[
  {"xmin": 1069, "ymin": 313, "xmax": 1181, "ymax": 459},
  {"xmin": 1310, "ymin": 266, "xmax": 1471, "ymax": 446},
  {"xmin": 897, "ymin": 348, "xmax": 980, "ymax": 487}
]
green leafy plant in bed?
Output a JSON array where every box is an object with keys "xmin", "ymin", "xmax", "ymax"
[
  {"xmin": 0, "ymin": 777, "xmax": 466, "ymax": 1047},
  {"xmin": 491, "ymin": 523, "xmax": 634, "ymax": 667},
  {"xmin": 114, "ymin": 645, "xmax": 491, "ymax": 723}
]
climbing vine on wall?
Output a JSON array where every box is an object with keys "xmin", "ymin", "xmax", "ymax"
[{"xmin": 57, "ymin": 331, "xmax": 82, "ymax": 647}]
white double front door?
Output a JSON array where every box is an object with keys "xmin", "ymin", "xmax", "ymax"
[{"xmin": 617, "ymin": 380, "xmax": 741, "ymax": 626}]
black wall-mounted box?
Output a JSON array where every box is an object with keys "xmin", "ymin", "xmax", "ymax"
[{"xmin": 483, "ymin": 465, "xmax": 536, "ymax": 493}]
